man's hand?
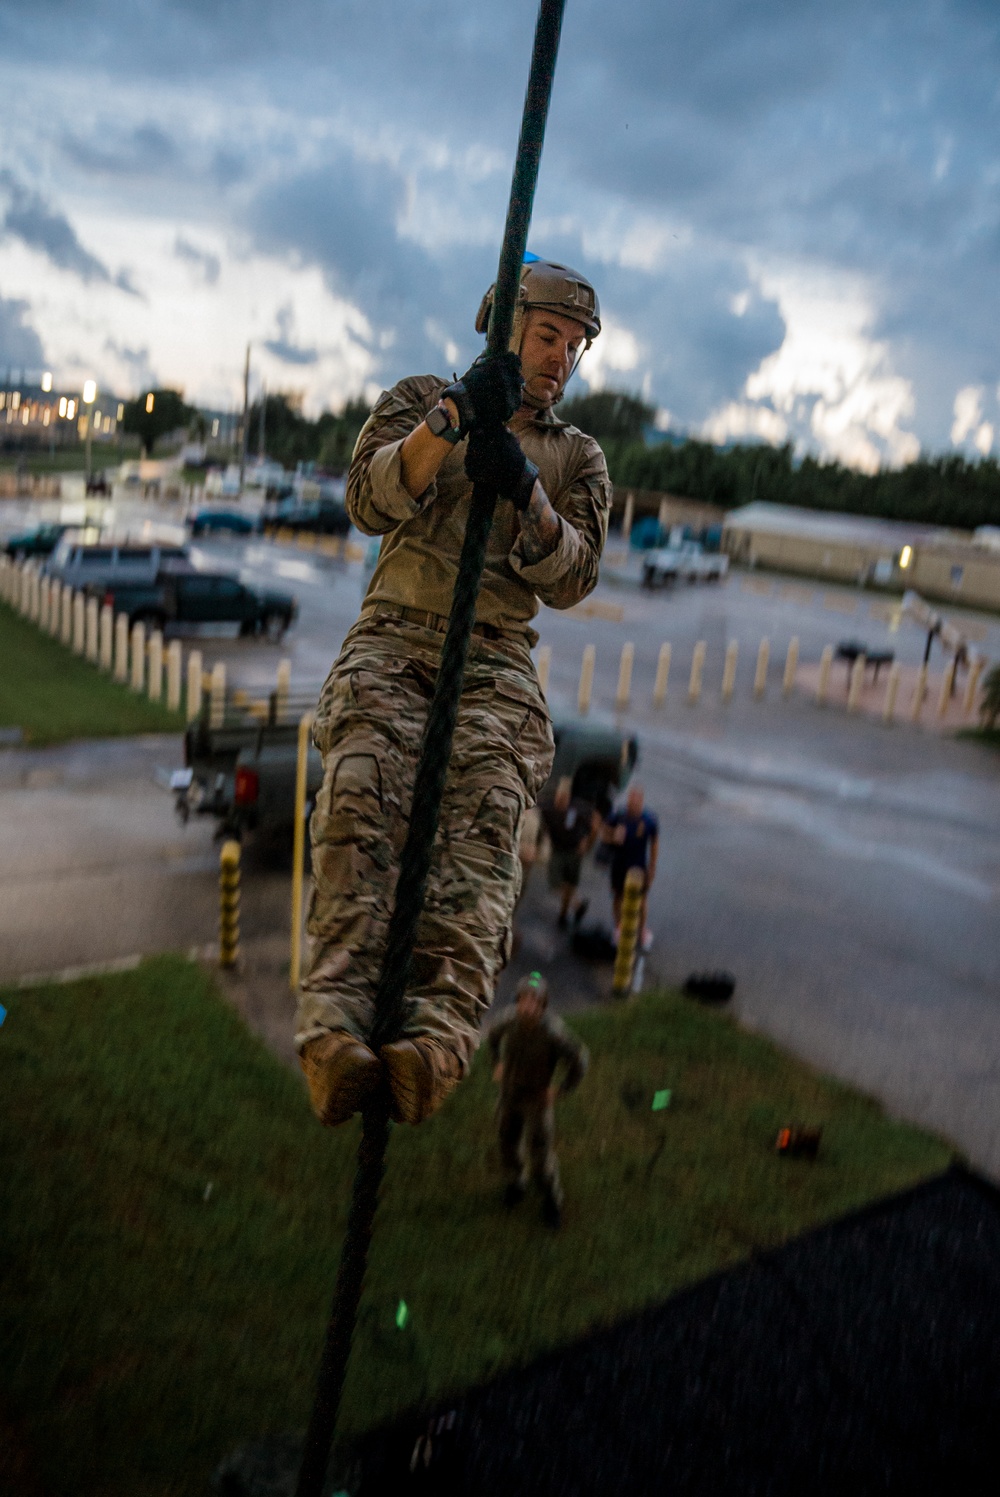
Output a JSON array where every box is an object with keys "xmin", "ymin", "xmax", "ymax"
[
  {"xmin": 443, "ymin": 352, "xmax": 523, "ymax": 435},
  {"xmin": 545, "ymin": 1085, "xmax": 558, "ymax": 1106},
  {"xmin": 465, "ymin": 425, "xmax": 539, "ymax": 511},
  {"xmin": 493, "ymin": 1062, "xmax": 504, "ymax": 1084}
]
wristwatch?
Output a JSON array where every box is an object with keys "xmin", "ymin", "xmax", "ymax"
[{"xmin": 425, "ymin": 400, "xmax": 463, "ymax": 445}]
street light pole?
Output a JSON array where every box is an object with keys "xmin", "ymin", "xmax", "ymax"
[
  {"xmin": 82, "ymin": 379, "xmax": 97, "ymax": 483},
  {"xmin": 239, "ymin": 343, "xmax": 250, "ymax": 495}
]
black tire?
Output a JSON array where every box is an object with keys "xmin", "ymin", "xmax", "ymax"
[
  {"xmin": 133, "ymin": 612, "xmax": 166, "ymax": 633},
  {"xmin": 262, "ymin": 611, "xmax": 287, "ymax": 643}
]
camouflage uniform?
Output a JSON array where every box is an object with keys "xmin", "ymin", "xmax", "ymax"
[
  {"xmin": 296, "ymin": 375, "xmax": 611, "ymax": 1073},
  {"xmin": 486, "ymin": 1006, "xmax": 589, "ymax": 1204}
]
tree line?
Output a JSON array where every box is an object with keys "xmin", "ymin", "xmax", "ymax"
[{"xmin": 558, "ymin": 391, "xmax": 1000, "ymax": 531}]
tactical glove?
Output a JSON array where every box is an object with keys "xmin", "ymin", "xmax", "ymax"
[
  {"xmin": 465, "ymin": 425, "xmax": 539, "ymax": 512},
  {"xmin": 442, "ymin": 352, "xmax": 523, "ymax": 435}
]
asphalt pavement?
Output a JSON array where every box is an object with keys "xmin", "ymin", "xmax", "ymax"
[{"xmin": 1, "ymin": 524, "xmax": 998, "ymax": 1176}]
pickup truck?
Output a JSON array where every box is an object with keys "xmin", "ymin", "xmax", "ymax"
[
  {"xmin": 174, "ymin": 690, "xmax": 639, "ymax": 854},
  {"xmin": 93, "ymin": 569, "xmax": 298, "ymax": 640},
  {"xmin": 642, "ymin": 541, "xmax": 729, "ymax": 588}
]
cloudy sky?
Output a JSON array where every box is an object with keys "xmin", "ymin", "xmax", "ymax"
[{"xmin": 1, "ymin": 0, "xmax": 998, "ymax": 470}]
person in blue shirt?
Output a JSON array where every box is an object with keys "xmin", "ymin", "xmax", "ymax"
[{"xmin": 601, "ymin": 784, "xmax": 659, "ymax": 952}]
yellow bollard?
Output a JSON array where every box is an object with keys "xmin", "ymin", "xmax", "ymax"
[
  {"xmin": 275, "ymin": 657, "xmax": 291, "ymax": 720},
  {"xmin": 61, "ymin": 586, "xmax": 74, "ymax": 646},
  {"xmin": 847, "ymin": 653, "xmax": 866, "ymax": 713},
  {"xmin": 612, "ymin": 866, "xmax": 645, "ymax": 999},
  {"xmin": 753, "ymin": 637, "xmax": 770, "ymax": 699},
  {"xmin": 85, "ymin": 596, "xmax": 100, "ymax": 662},
  {"xmin": 114, "ymin": 613, "xmax": 130, "ymax": 682},
  {"xmin": 783, "ymin": 636, "xmax": 799, "ymax": 697},
  {"xmin": 219, "ymin": 840, "xmax": 241, "ymax": 969},
  {"xmin": 721, "ymin": 640, "xmax": 738, "ymax": 702},
  {"xmin": 166, "ymin": 641, "xmax": 183, "ymax": 711},
  {"xmin": 963, "ymin": 656, "xmax": 985, "ymax": 718},
  {"xmin": 937, "ymin": 656, "xmax": 957, "ymax": 719},
  {"xmin": 289, "ymin": 710, "xmax": 314, "ymax": 991},
  {"xmin": 883, "ymin": 662, "xmax": 901, "ymax": 724},
  {"xmin": 536, "ymin": 644, "xmax": 551, "ymax": 696},
  {"xmin": 688, "ymin": 641, "xmax": 706, "ymax": 704},
  {"xmin": 72, "ymin": 591, "xmax": 86, "ymax": 654},
  {"xmin": 615, "ymin": 641, "xmax": 634, "ymax": 711},
  {"xmin": 30, "ymin": 569, "xmax": 41, "ymax": 623},
  {"xmin": 910, "ymin": 663, "xmax": 928, "ymax": 723},
  {"xmin": 99, "ymin": 604, "xmax": 113, "ymax": 671},
  {"xmin": 48, "ymin": 580, "xmax": 61, "ymax": 636},
  {"xmin": 130, "ymin": 621, "xmax": 146, "ymax": 692},
  {"xmin": 187, "ymin": 649, "xmax": 203, "ymax": 721},
  {"xmin": 816, "ymin": 644, "xmax": 834, "ymax": 704},
  {"xmin": 148, "ymin": 630, "xmax": 164, "ymax": 702},
  {"xmin": 622, "ymin": 491, "xmax": 634, "ymax": 544},
  {"xmin": 578, "ymin": 644, "xmax": 595, "ymax": 715},
  {"xmin": 209, "ymin": 662, "xmax": 226, "ymax": 728},
  {"xmin": 38, "ymin": 578, "xmax": 50, "ymax": 631},
  {"xmin": 652, "ymin": 642, "xmax": 671, "ymax": 707}
]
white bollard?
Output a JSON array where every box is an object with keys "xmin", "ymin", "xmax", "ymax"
[
  {"xmin": 578, "ymin": 644, "xmax": 595, "ymax": 715},
  {"xmin": 783, "ymin": 636, "xmax": 799, "ymax": 697},
  {"xmin": 963, "ymin": 656, "xmax": 985, "ymax": 718},
  {"xmin": 937, "ymin": 656, "xmax": 957, "ymax": 719},
  {"xmin": 652, "ymin": 643, "xmax": 672, "ymax": 707},
  {"xmin": 30, "ymin": 569, "xmax": 42, "ymax": 623},
  {"xmin": 19, "ymin": 564, "xmax": 31, "ymax": 615},
  {"xmin": 275, "ymin": 657, "xmax": 291, "ymax": 720},
  {"xmin": 72, "ymin": 592, "xmax": 86, "ymax": 655},
  {"xmin": 847, "ymin": 653, "xmax": 866, "ymax": 713},
  {"xmin": 114, "ymin": 613, "xmax": 130, "ymax": 682},
  {"xmin": 753, "ymin": 637, "xmax": 770, "ymax": 699},
  {"xmin": 85, "ymin": 597, "xmax": 100, "ymax": 663},
  {"xmin": 688, "ymin": 641, "xmax": 706, "ymax": 704},
  {"xmin": 883, "ymin": 662, "xmax": 901, "ymax": 724},
  {"xmin": 99, "ymin": 605, "xmax": 114, "ymax": 671},
  {"xmin": 721, "ymin": 640, "xmax": 738, "ymax": 702},
  {"xmin": 130, "ymin": 621, "xmax": 146, "ymax": 692},
  {"xmin": 910, "ymin": 662, "xmax": 928, "ymax": 723},
  {"xmin": 147, "ymin": 630, "xmax": 164, "ymax": 702},
  {"xmin": 816, "ymin": 644, "xmax": 834, "ymax": 704},
  {"xmin": 47, "ymin": 580, "xmax": 61, "ymax": 636},
  {"xmin": 187, "ymin": 649, "xmax": 204, "ymax": 721},
  {"xmin": 536, "ymin": 644, "xmax": 551, "ymax": 696},
  {"xmin": 61, "ymin": 586, "xmax": 74, "ymax": 646},
  {"xmin": 0, "ymin": 557, "xmax": 10, "ymax": 605},
  {"xmin": 615, "ymin": 642, "xmax": 634, "ymax": 711},
  {"xmin": 38, "ymin": 577, "xmax": 50, "ymax": 631},
  {"xmin": 166, "ymin": 641, "xmax": 183, "ymax": 711},
  {"xmin": 209, "ymin": 661, "xmax": 226, "ymax": 729}
]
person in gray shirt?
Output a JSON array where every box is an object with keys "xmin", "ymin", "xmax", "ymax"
[{"xmin": 486, "ymin": 971, "xmax": 588, "ymax": 1230}]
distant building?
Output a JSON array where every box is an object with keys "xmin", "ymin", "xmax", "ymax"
[{"xmin": 722, "ymin": 501, "xmax": 1000, "ymax": 612}]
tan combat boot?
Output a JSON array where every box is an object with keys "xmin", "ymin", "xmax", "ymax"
[
  {"xmin": 299, "ymin": 1030, "xmax": 382, "ymax": 1127},
  {"xmin": 380, "ymin": 1038, "xmax": 464, "ymax": 1125}
]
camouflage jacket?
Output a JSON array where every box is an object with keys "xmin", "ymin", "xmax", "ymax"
[
  {"xmin": 347, "ymin": 375, "xmax": 611, "ymax": 634},
  {"xmin": 486, "ymin": 1006, "xmax": 589, "ymax": 1103}
]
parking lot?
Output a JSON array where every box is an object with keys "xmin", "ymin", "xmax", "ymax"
[{"xmin": 2, "ymin": 507, "xmax": 999, "ymax": 1174}]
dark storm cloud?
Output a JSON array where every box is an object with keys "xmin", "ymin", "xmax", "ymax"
[
  {"xmin": 263, "ymin": 306, "xmax": 317, "ymax": 365},
  {"xmin": 174, "ymin": 236, "xmax": 220, "ymax": 284},
  {"xmin": 0, "ymin": 171, "xmax": 112, "ymax": 283},
  {"xmin": 0, "ymin": 292, "xmax": 44, "ymax": 371},
  {"xmin": 63, "ymin": 123, "xmax": 179, "ymax": 177}
]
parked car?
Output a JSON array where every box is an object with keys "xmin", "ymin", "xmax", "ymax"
[
  {"xmin": 46, "ymin": 538, "xmax": 193, "ymax": 591},
  {"xmin": 4, "ymin": 522, "xmax": 70, "ymax": 561},
  {"xmin": 94, "ymin": 570, "xmax": 298, "ymax": 641},
  {"xmin": 189, "ymin": 509, "xmax": 258, "ymax": 537},
  {"xmin": 271, "ymin": 499, "xmax": 351, "ymax": 537},
  {"xmin": 642, "ymin": 541, "xmax": 729, "ymax": 588}
]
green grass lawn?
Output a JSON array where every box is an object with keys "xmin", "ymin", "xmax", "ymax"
[
  {"xmin": 0, "ymin": 601, "xmax": 183, "ymax": 744},
  {"xmin": 0, "ymin": 956, "xmax": 953, "ymax": 1496}
]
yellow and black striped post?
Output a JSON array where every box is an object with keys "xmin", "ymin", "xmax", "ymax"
[
  {"xmin": 612, "ymin": 865, "xmax": 645, "ymax": 999},
  {"xmin": 219, "ymin": 839, "xmax": 241, "ymax": 968}
]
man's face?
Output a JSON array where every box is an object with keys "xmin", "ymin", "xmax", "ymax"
[
  {"xmin": 626, "ymin": 786, "xmax": 644, "ymax": 819},
  {"xmin": 519, "ymin": 309, "xmax": 586, "ymax": 407},
  {"xmin": 517, "ymin": 990, "xmax": 544, "ymax": 1025}
]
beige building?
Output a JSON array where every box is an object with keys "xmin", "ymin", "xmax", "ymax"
[{"xmin": 723, "ymin": 502, "xmax": 1000, "ymax": 612}]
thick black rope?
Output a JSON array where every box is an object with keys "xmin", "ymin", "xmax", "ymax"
[{"xmin": 293, "ymin": 4, "xmax": 567, "ymax": 1493}]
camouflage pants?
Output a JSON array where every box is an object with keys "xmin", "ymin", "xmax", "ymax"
[
  {"xmin": 296, "ymin": 616, "xmax": 554, "ymax": 1074},
  {"xmin": 498, "ymin": 1095, "xmax": 561, "ymax": 1203}
]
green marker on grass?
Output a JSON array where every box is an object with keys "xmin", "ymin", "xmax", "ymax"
[
  {"xmin": 396, "ymin": 1299, "xmax": 408, "ymax": 1330},
  {"xmin": 652, "ymin": 1089, "xmax": 671, "ymax": 1111}
]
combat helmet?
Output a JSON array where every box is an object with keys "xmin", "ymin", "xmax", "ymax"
[{"xmin": 475, "ymin": 258, "xmax": 601, "ymax": 354}]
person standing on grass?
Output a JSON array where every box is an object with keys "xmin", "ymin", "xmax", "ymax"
[
  {"xmin": 539, "ymin": 775, "xmax": 600, "ymax": 928},
  {"xmin": 602, "ymin": 783, "xmax": 658, "ymax": 952},
  {"xmin": 486, "ymin": 971, "xmax": 588, "ymax": 1231}
]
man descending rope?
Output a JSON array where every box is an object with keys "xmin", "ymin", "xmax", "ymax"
[{"xmin": 297, "ymin": 259, "xmax": 610, "ymax": 1127}]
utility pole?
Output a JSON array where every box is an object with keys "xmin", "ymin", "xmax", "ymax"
[
  {"xmin": 258, "ymin": 382, "xmax": 267, "ymax": 461},
  {"xmin": 239, "ymin": 342, "xmax": 250, "ymax": 494}
]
